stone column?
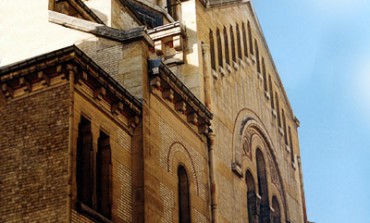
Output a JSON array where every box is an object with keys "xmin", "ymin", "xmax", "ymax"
[{"xmin": 202, "ymin": 43, "xmax": 213, "ymax": 111}]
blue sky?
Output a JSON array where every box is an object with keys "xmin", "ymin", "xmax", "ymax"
[{"xmin": 253, "ymin": 1, "xmax": 370, "ymax": 222}]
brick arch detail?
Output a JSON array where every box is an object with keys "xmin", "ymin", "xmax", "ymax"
[
  {"xmin": 232, "ymin": 108, "xmax": 289, "ymax": 220},
  {"xmin": 166, "ymin": 142, "xmax": 200, "ymax": 196}
]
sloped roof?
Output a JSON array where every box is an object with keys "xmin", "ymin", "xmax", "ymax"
[{"xmin": 0, "ymin": 45, "xmax": 142, "ymax": 117}]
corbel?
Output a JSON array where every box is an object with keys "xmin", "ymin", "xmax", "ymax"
[
  {"xmin": 1, "ymin": 83, "xmax": 14, "ymax": 99},
  {"xmin": 75, "ymin": 71, "xmax": 87, "ymax": 85},
  {"xmin": 19, "ymin": 77, "xmax": 32, "ymax": 92},
  {"xmin": 38, "ymin": 71, "xmax": 50, "ymax": 86},
  {"xmin": 150, "ymin": 76, "xmax": 162, "ymax": 94},
  {"xmin": 175, "ymin": 101, "xmax": 186, "ymax": 112},
  {"xmin": 129, "ymin": 115, "xmax": 140, "ymax": 128},
  {"xmin": 111, "ymin": 101, "xmax": 124, "ymax": 115},
  {"xmin": 187, "ymin": 112, "xmax": 198, "ymax": 125},
  {"xmin": 173, "ymin": 35, "xmax": 183, "ymax": 51},
  {"xmin": 198, "ymin": 123, "xmax": 209, "ymax": 134},
  {"xmin": 162, "ymin": 88, "xmax": 174, "ymax": 101},
  {"xmin": 93, "ymin": 87, "xmax": 106, "ymax": 100},
  {"xmin": 64, "ymin": 64, "xmax": 77, "ymax": 80}
]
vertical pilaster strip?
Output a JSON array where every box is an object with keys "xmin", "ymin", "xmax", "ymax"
[
  {"xmin": 202, "ymin": 43, "xmax": 213, "ymax": 111},
  {"xmin": 66, "ymin": 64, "xmax": 76, "ymax": 223}
]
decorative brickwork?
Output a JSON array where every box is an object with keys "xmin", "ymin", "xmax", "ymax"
[{"xmin": 158, "ymin": 117, "xmax": 207, "ymax": 200}]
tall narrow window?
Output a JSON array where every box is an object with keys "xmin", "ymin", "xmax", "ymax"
[
  {"xmin": 217, "ymin": 28, "xmax": 223, "ymax": 68},
  {"xmin": 167, "ymin": 0, "xmax": 180, "ymax": 20},
  {"xmin": 230, "ymin": 25, "xmax": 236, "ymax": 63},
  {"xmin": 242, "ymin": 22, "xmax": 248, "ymax": 58},
  {"xmin": 276, "ymin": 93, "xmax": 281, "ymax": 127},
  {"xmin": 282, "ymin": 109, "xmax": 288, "ymax": 145},
  {"xmin": 269, "ymin": 75, "xmax": 274, "ymax": 109},
  {"xmin": 224, "ymin": 27, "xmax": 230, "ymax": 65},
  {"xmin": 256, "ymin": 149, "xmax": 271, "ymax": 223},
  {"xmin": 248, "ymin": 21, "xmax": 253, "ymax": 55},
  {"xmin": 246, "ymin": 171, "xmax": 257, "ymax": 223},
  {"xmin": 288, "ymin": 127, "xmax": 294, "ymax": 163},
  {"xmin": 209, "ymin": 30, "xmax": 216, "ymax": 70},
  {"xmin": 77, "ymin": 116, "xmax": 93, "ymax": 207},
  {"xmin": 255, "ymin": 40, "xmax": 260, "ymax": 73},
  {"xmin": 97, "ymin": 131, "xmax": 112, "ymax": 219},
  {"xmin": 262, "ymin": 58, "xmax": 267, "ymax": 91},
  {"xmin": 272, "ymin": 196, "xmax": 281, "ymax": 223},
  {"xmin": 236, "ymin": 23, "xmax": 242, "ymax": 60},
  {"xmin": 178, "ymin": 166, "xmax": 191, "ymax": 223}
]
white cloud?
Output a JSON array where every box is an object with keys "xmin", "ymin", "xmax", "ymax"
[
  {"xmin": 347, "ymin": 54, "xmax": 370, "ymax": 125},
  {"xmin": 305, "ymin": 0, "xmax": 367, "ymax": 17}
]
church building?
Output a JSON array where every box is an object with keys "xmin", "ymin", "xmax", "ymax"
[{"xmin": 0, "ymin": 0, "xmax": 308, "ymax": 222}]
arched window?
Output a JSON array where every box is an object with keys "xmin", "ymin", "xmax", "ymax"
[
  {"xmin": 282, "ymin": 109, "xmax": 288, "ymax": 145},
  {"xmin": 178, "ymin": 166, "xmax": 191, "ymax": 223},
  {"xmin": 216, "ymin": 28, "xmax": 223, "ymax": 68},
  {"xmin": 224, "ymin": 26, "xmax": 230, "ymax": 65},
  {"xmin": 242, "ymin": 22, "xmax": 248, "ymax": 58},
  {"xmin": 256, "ymin": 149, "xmax": 271, "ymax": 223},
  {"xmin": 209, "ymin": 29, "xmax": 216, "ymax": 70},
  {"xmin": 275, "ymin": 93, "xmax": 281, "ymax": 127},
  {"xmin": 236, "ymin": 23, "xmax": 242, "ymax": 60},
  {"xmin": 167, "ymin": 0, "xmax": 180, "ymax": 21},
  {"xmin": 272, "ymin": 196, "xmax": 281, "ymax": 223},
  {"xmin": 97, "ymin": 131, "xmax": 112, "ymax": 219},
  {"xmin": 77, "ymin": 116, "xmax": 93, "ymax": 207},
  {"xmin": 246, "ymin": 171, "xmax": 257, "ymax": 223},
  {"xmin": 269, "ymin": 75, "xmax": 274, "ymax": 109},
  {"xmin": 230, "ymin": 25, "xmax": 236, "ymax": 63},
  {"xmin": 248, "ymin": 21, "xmax": 253, "ymax": 55},
  {"xmin": 255, "ymin": 40, "xmax": 260, "ymax": 73},
  {"xmin": 262, "ymin": 58, "xmax": 267, "ymax": 91},
  {"xmin": 288, "ymin": 126, "xmax": 294, "ymax": 163}
]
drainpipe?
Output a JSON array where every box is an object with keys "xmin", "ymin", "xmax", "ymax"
[
  {"xmin": 202, "ymin": 42, "xmax": 218, "ymax": 223},
  {"xmin": 66, "ymin": 65, "xmax": 75, "ymax": 223},
  {"xmin": 207, "ymin": 133, "xmax": 218, "ymax": 223},
  {"xmin": 297, "ymin": 156, "xmax": 308, "ymax": 223}
]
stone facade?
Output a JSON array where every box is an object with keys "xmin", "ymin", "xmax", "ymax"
[{"xmin": 0, "ymin": 0, "xmax": 308, "ymax": 222}]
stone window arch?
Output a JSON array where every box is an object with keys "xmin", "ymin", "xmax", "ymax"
[
  {"xmin": 236, "ymin": 23, "xmax": 242, "ymax": 60},
  {"xmin": 178, "ymin": 165, "xmax": 191, "ymax": 223},
  {"xmin": 246, "ymin": 170, "xmax": 257, "ymax": 223},
  {"xmin": 224, "ymin": 26, "xmax": 230, "ymax": 65},
  {"xmin": 272, "ymin": 196, "xmax": 281, "ymax": 223},
  {"xmin": 255, "ymin": 39, "xmax": 260, "ymax": 73},
  {"xmin": 209, "ymin": 29, "xmax": 216, "ymax": 70},
  {"xmin": 242, "ymin": 22, "xmax": 248, "ymax": 58},
  {"xmin": 269, "ymin": 75, "xmax": 274, "ymax": 109},
  {"xmin": 262, "ymin": 57, "xmax": 267, "ymax": 92},
  {"xmin": 282, "ymin": 109, "xmax": 288, "ymax": 145},
  {"xmin": 275, "ymin": 93, "xmax": 281, "ymax": 127},
  {"xmin": 256, "ymin": 149, "xmax": 271, "ymax": 223},
  {"xmin": 216, "ymin": 28, "xmax": 223, "ymax": 68},
  {"xmin": 248, "ymin": 21, "xmax": 253, "ymax": 55},
  {"xmin": 230, "ymin": 25, "xmax": 236, "ymax": 63}
]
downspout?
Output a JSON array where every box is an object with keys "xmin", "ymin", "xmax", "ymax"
[
  {"xmin": 202, "ymin": 42, "xmax": 218, "ymax": 223},
  {"xmin": 297, "ymin": 156, "xmax": 308, "ymax": 223},
  {"xmin": 66, "ymin": 64, "xmax": 75, "ymax": 223}
]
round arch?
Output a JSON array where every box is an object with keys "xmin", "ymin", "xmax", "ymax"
[{"xmin": 233, "ymin": 108, "xmax": 289, "ymax": 220}]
